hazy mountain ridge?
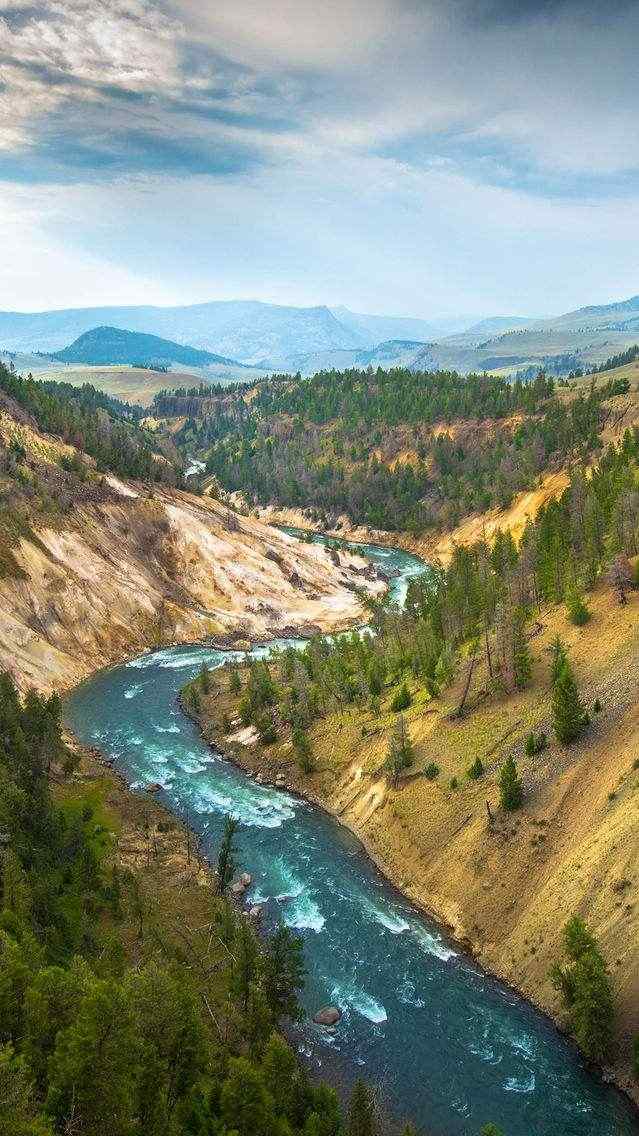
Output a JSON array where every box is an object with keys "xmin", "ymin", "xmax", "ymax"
[
  {"xmin": 51, "ymin": 325, "xmax": 243, "ymax": 368},
  {"xmin": 2, "ymin": 292, "xmax": 638, "ymax": 380}
]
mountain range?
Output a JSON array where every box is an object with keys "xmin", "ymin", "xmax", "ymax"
[{"xmin": 1, "ymin": 293, "xmax": 638, "ymax": 379}]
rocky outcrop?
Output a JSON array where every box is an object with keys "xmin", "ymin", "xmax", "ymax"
[{"xmin": 0, "ymin": 464, "xmax": 384, "ymax": 695}]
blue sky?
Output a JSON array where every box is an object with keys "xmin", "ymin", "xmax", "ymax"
[{"xmin": 1, "ymin": 0, "xmax": 638, "ymax": 317}]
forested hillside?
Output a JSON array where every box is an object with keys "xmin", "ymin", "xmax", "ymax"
[
  {"xmin": 0, "ymin": 362, "xmax": 181, "ymax": 485},
  {"xmin": 0, "ymin": 669, "xmax": 377, "ymax": 1136},
  {"xmin": 188, "ymin": 426, "xmax": 639, "ymax": 1091},
  {"xmin": 153, "ymin": 367, "xmax": 629, "ymax": 532}
]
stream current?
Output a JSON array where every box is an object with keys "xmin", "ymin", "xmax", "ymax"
[{"xmin": 66, "ymin": 529, "xmax": 638, "ymax": 1136}]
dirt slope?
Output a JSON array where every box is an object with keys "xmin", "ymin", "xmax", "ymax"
[
  {"xmin": 0, "ymin": 415, "xmax": 384, "ymax": 694},
  {"xmin": 206, "ymin": 582, "xmax": 639, "ymax": 1098}
]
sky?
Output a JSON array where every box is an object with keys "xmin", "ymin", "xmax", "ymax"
[{"xmin": 0, "ymin": 0, "xmax": 638, "ymax": 318}]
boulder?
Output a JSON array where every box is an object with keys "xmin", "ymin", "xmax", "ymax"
[
  {"xmin": 275, "ymin": 774, "xmax": 286, "ymax": 787},
  {"xmin": 230, "ymin": 880, "xmax": 248, "ymax": 897},
  {"xmin": 240, "ymin": 872, "xmax": 252, "ymax": 887},
  {"xmin": 249, "ymin": 904, "xmax": 264, "ymax": 921},
  {"xmin": 313, "ymin": 1006, "xmax": 342, "ymax": 1027},
  {"xmin": 146, "ymin": 782, "xmax": 162, "ymax": 793}
]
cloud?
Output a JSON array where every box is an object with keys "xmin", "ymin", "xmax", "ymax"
[{"xmin": 0, "ymin": 1, "xmax": 638, "ymax": 315}]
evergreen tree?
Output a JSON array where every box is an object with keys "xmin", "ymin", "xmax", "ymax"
[
  {"xmin": 550, "ymin": 917, "xmax": 614, "ymax": 1063},
  {"xmin": 512, "ymin": 614, "xmax": 532, "ymax": 690},
  {"xmin": 262, "ymin": 927, "xmax": 305, "ymax": 1025},
  {"xmin": 390, "ymin": 682, "xmax": 412, "ymax": 712},
  {"xmin": 45, "ymin": 980, "xmax": 138, "ymax": 1136},
  {"xmin": 347, "ymin": 1079, "xmax": 376, "ymax": 1136},
  {"xmin": 229, "ymin": 665, "xmax": 242, "ymax": 694},
  {"xmin": 552, "ymin": 657, "xmax": 589, "ymax": 745},
  {"xmin": 384, "ymin": 715, "xmax": 415, "ymax": 787},
  {"xmin": 498, "ymin": 756, "xmax": 523, "ymax": 811},
  {"xmin": 199, "ymin": 664, "xmax": 211, "ymax": 694},
  {"xmin": 292, "ymin": 725, "xmax": 314, "ymax": 773},
  {"xmin": 550, "ymin": 637, "xmax": 568, "ymax": 685},
  {"xmin": 565, "ymin": 580, "xmax": 591, "ymax": 626},
  {"xmin": 217, "ymin": 814, "xmax": 239, "ymax": 895},
  {"xmin": 468, "ymin": 755, "xmax": 484, "ymax": 779}
]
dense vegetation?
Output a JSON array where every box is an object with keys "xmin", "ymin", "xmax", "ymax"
[
  {"xmin": 0, "ymin": 671, "xmax": 376, "ymax": 1136},
  {"xmin": 197, "ymin": 425, "xmax": 639, "ymax": 790},
  {"xmin": 158, "ymin": 367, "xmax": 623, "ymax": 531},
  {"xmin": 0, "ymin": 362, "xmax": 180, "ymax": 484}
]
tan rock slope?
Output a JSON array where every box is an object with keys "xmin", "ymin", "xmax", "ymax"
[{"xmin": 0, "ymin": 414, "xmax": 383, "ymax": 694}]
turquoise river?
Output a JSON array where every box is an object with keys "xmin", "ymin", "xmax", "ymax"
[{"xmin": 66, "ymin": 530, "xmax": 639, "ymax": 1136}]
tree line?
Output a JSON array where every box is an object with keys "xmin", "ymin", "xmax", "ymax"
[
  {"xmin": 173, "ymin": 368, "xmax": 623, "ymax": 532},
  {"xmin": 0, "ymin": 363, "xmax": 181, "ymax": 485},
  {"xmin": 0, "ymin": 670, "xmax": 385, "ymax": 1136}
]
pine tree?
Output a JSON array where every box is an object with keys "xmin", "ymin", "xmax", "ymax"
[
  {"xmin": 550, "ymin": 636, "xmax": 568, "ymax": 685},
  {"xmin": 384, "ymin": 715, "xmax": 415, "ymax": 787},
  {"xmin": 390, "ymin": 682, "xmax": 412, "ymax": 712},
  {"xmin": 499, "ymin": 756, "xmax": 523, "ymax": 811},
  {"xmin": 348, "ymin": 1080, "xmax": 376, "ymax": 1136},
  {"xmin": 512, "ymin": 614, "xmax": 532, "ymax": 690},
  {"xmin": 552, "ymin": 658, "xmax": 589, "ymax": 745},
  {"xmin": 199, "ymin": 664, "xmax": 211, "ymax": 693},
  {"xmin": 217, "ymin": 814, "xmax": 239, "ymax": 895},
  {"xmin": 229, "ymin": 665, "xmax": 242, "ymax": 695},
  {"xmin": 565, "ymin": 580, "xmax": 591, "ymax": 626},
  {"xmin": 550, "ymin": 917, "xmax": 614, "ymax": 1062},
  {"xmin": 292, "ymin": 725, "xmax": 314, "ymax": 773}
]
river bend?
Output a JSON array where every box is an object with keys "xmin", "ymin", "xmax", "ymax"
[{"xmin": 66, "ymin": 532, "xmax": 638, "ymax": 1136}]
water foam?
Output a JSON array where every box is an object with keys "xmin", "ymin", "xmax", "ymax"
[
  {"xmin": 504, "ymin": 1070, "xmax": 536, "ymax": 1094},
  {"xmin": 283, "ymin": 894, "xmax": 326, "ymax": 933},
  {"xmin": 124, "ymin": 683, "xmax": 143, "ymax": 699},
  {"xmin": 188, "ymin": 781, "xmax": 296, "ymax": 828},
  {"xmin": 154, "ymin": 723, "xmax": 181, "ymax": 734},
  {"xmin": 410, "ymin": 923, "xmax": 456, "ymax": 962},
  {"xmin": 332, "ymin": 984, "xmax": 388, "ymax": 1024}
]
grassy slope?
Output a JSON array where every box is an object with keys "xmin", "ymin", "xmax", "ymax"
[{"xmin": 192, "ymin": 550, "xmax": 639, "ymax": 1100}]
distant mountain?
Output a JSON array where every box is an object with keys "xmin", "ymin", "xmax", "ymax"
[
  {"xmin": 444, "ymin": 316, "xmax": 535, "ymax": 346},
  {"xmin": 0, "ymin": 301, "xmax": 363, "ymax": 363},
  {"xmin": 50, "ymin": 326, "xmax": 241, "ymax": 368},
  {"xmin": 2, "ymin": 292, "xmax": 638, "ymax": 378},
  {"xmin": 280, "ymin": 339, "xmax": 431, "ymax": 376},
  {"xmin": 328, "ymin": 306, "xmax": 474, "ymax": 343}
]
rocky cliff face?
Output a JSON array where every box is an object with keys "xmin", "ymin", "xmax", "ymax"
[{"xmin": 0, "ymin": 417, "xmax": 383, "ymax": 694}]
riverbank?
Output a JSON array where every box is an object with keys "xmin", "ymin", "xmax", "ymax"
[{"xmin": 183, "ymin": 583, "xmax": 639, "ymax": 1111}]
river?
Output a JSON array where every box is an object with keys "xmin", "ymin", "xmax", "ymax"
[{"xmin": 65, "ymin": 530, "xmax": 638, "ymax": 1136}]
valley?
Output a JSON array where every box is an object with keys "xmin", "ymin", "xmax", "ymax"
[{"xmin": 2, "ymin": 349, "xmax": 639, "ymax": 1134}]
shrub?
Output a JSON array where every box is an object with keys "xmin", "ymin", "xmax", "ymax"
[
  {"xmin": 390, "ymin": 683, "xmax": 412, "ymax": 712},
  {"xmin": 424, "ymin": 762, "xmax": 440, "ymax": 780},
  {"xmin": 467, "ymin": 756, "xmax": 484, "ymax": 779}
]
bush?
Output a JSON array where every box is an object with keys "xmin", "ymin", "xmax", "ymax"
[
  {"xmin": 566, "ymin": 583, "xmax": 591, "ymax": 626},
  {"xmin": 424, "ymin": 762, "xmax": 440, "ymax": 780},
  {"xmin": 449, "ymin": 776, "xmax": 458, "ymax": 791},
  {"xmin": 467, "ymin": 756, "xmax": 484, "ymax": 779},
  {"xmin": 525, "ymin": 731, "xmax": 547, "ymax": 757},
  {"xmin": 390, "ymin": 682, "xmax": 412, "ymax": 712},
  {"xmin": 593, "ymin": 698, "xmax": 602, "ymax": 714}
]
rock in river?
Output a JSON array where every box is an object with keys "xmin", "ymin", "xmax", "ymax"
[{"xmin": 313, "ymin": 1006, "xmax": 342, "ymax": 1026}]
